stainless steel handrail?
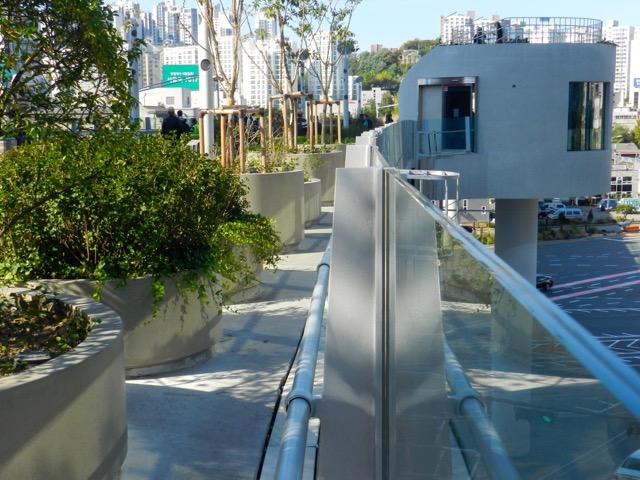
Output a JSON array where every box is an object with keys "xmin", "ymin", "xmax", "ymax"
[
  {"xmin": 274, "ymin": 244, "xmax": 331, "ymax": 480},
  {"xmin": 444, "ymin": 341, "xmax": 520, "ymax": 480}
]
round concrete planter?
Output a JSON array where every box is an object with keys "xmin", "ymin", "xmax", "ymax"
[
  {"xmin": 33, "ymin": 276, "xmax": 222, "ymax": 377},
  {"xmin": 290, "ymin": 150, "xmax": 345, "ymax": 205},
  {"xmin": 304, "ymin": 178, "xmax": 322, "ymax": 225},
  {"xmin": 0, "ymin": 293, "xmax": 126, "ymax": 480},
  {"xmin": 241, "ymin": 169, "xmax": 305, "ymax": 250},
  {"xmin": 222, "ymin": 247, "xmax": 264, "ymax": 304}
]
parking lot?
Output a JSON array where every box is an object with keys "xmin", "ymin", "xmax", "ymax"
[{"xmin": 538, "ymin": 233, "xmax": 640, "ymax": 369}]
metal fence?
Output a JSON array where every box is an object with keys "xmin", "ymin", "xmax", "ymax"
[{"xmin": 449, "ymin": 17, "xmax": 603, "ymax": 45}]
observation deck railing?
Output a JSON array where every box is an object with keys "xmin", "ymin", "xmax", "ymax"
[
  {"xmin": 448, "ymin": 17, "xmax": 603, "ymax": 45},
  {"xmin": 270, "ymin": 120, "xmax": 640, "ymax": 479}
]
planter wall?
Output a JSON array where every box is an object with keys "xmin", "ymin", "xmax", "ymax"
[
  {"xmin": 33, "ymin": 276, "xmax": 222, "ymax": 377},
  {"xmin": 0, "ymin": 294, "xmax": 126, "ymax": 480},
  {"xmin": 304, "ymin": 178, "xmax": 322, "ymax": 225},
  {"xmin": 241, "ymin": 169, "xmax": 304, "ymax": 250},
  {"xmin": 291, "ymin": 150, "xmax": 345, "ymax": 205},
  {"xmin": 222, "ymin": 247, "xmax": 264, "ymax": 304}
]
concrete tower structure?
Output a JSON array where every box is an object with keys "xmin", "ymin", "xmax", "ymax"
[{"xmin": 399, "ymin": 39, "xmax": 615, "ymax": 282}]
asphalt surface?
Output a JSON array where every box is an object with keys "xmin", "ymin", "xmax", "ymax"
[{"xmin": 538, "ymin": 233, "xmax": 640, "ymax": 369}]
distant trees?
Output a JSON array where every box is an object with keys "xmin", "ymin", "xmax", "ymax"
[
  {"xmin": 0, "ymin": 0, "xmax": 141, "ymax": 137},
  {"xmin": 612, "ymin": 121, "xmax": 640, "ymax": 147},
  {"xmin": 349, "ymin": 38, "xmax": 438, "ymax": 91}
]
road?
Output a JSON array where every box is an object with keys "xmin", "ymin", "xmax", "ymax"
[{"xmin": 538, "ymin": 233, "xmax": 640, "ymax": 368}]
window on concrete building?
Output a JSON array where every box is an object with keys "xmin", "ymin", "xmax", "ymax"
[{"xmin": 567, "ymin": 81, "xmax": 606, "ymax": 151}]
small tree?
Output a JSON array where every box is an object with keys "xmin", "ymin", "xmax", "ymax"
[
  {"xmin": 633, "ymin": 120, "xmax": 640, "ymax": 148},
  {"xmin": 616, "ymin": 204, "xmax": 636, "ymax": 220},
  {"xmin": 612, "ymin": 124, "xmax": 634, "ymax": 144},
  {"xmin": 302, "ymin": 0, "xmax": 361, "ymax": 143},
  {"xmin": 0, "ymin": 0, "xmax": 141, "ymax": 137}
]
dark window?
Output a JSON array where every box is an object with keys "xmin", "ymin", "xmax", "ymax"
[
  {"xmin": 623, "ymin": 185, "xmax": 633, "ymax": 192},
  {"xmin": 624, "ymin": 176, "xmax": 633, "ymax": 182},
  {"xmin": 567, "ymin": 82, "xmax": 606, "ymax": 151}
]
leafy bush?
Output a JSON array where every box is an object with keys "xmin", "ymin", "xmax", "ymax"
[{"xmin": 0, "ymin": 131, "xmax": 279, "ymax": 297}]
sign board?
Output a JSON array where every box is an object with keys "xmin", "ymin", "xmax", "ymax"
[
  {"xmin": 634, "ymin": 78, "xmax": 640, "ymax": 89},
  {"xmin": 162, "ymin": 65, "xmax": 199, "ymax": 90}
]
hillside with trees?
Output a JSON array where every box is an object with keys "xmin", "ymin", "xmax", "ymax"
[{"xmin": 349, "ymin": 38, "xmax": 439, "ymax": 92}]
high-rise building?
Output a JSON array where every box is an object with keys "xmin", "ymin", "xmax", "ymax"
[
  {"xmin": 440, "ymin": 11, "xmax": 476, "ymax": 44},
  {"xmin": 604, "ymin": 20, "xmax": 636, "ymax": 106},
  {"xmin": 140, "ymin": 44, "xmax": 163, "ymax": 89},
  {"xmin": 255, "ymin": 11, "xmax": 278, "ymax": 39},
  {"xmin": 630, "ymin": 37, "xmax": 640, "ymax": 110},
  {"xmin": 163, "ymin": 45, "xmax": 199, "ymax": 65},
  {"xmin": 306, "ymin": 31, "xmax": 345, "ymax": 102},
  {"xmin": 242, "ymin": 38, "xmax": 282, "ymax": 107}
]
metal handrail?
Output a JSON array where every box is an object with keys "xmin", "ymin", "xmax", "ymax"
[
  {"xmin": 444, "ymin": 341, "xmax": 520, "ymax": 480},
  {"xmin": 274, "ymin": 244, "xmax": 331, "ymax": 480}
]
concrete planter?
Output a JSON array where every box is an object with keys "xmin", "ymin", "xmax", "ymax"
[
  {"xmin": 241, "ymin": 169, "xmax": 305, "ymax": 250},
  {"xmin": 290, "ymin": 150, "xmax": 344, "ymax": 205},
  {"xmin": 304, "ymin": 178, "xmax": 322, "ymax": 225},
  {"xmin": 222, "ymin": 247, "xmax": 264, "ymax": 304},
  {"xmin": 33, "ymin": 275, "xmax": 222, "ymax": 377},
  {"xmin": 0, "ymin": 294, "xmax": 126, "ymax": 480}
]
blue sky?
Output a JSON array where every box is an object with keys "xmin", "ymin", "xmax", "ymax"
[{"xmin": 135, "ymin": 0, "xmax": 640, "ymax": 48}]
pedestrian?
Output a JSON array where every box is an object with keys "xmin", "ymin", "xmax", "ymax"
[
  {"xmin": 162, "ymin": 107, "xmax": 188, "ymax": 137},
  {"xmin": 362, "ymin": 114, "xmax": 372, "ymax": 130},
  {"xmin": 177, "ymin": 109, "xmax": 192, "ymax": 133},
  {"xmin": 473, "ymin": 27, "xmax": 486, "ymax": 44},
  {"xmin": 385, "ymin": 112, "xmax": 394, "ymax": 124},
  {"xmin": 495, "ymin": 21, "xmax": 504, "ymax": 44}
]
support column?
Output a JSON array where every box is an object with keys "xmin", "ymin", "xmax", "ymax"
[
  {"xmin": 494, "ymin": 198, "xmax": 538, "ymax": 284},
  {"xmin": 198, "ymin": 13, "xmax": 215, "ymax": 158}
]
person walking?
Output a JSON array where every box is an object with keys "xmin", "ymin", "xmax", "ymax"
[
  {"xmin": 162, "ymin": 107, "xmax": 188, "ymax": 137},
  {"xmin": 495, "ymin": 21, "xmax": 504, "ymax": 43},
  {"xmin": 385, "ymin": 112, "xmax": 394, "ymax": 124},
  {"xmin": 473, "ymin": 27, "xmax": 486, "ymax": 44},
  {"xmin": 177, "ymin": 110, "xmax": 192, "ymax": 133}
]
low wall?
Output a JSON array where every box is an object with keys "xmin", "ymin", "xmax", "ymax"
[
  {"xmin": 304, "ymin": 178, "xmax": 322, "ymax": 225},
  {"xmin": 33, "ymin": 276, "xmax": 222, "ymax": 377},
  {"xmin": 0, "ymin": 294, "xmax": 126, "ymax": 479},
  {"xmin": 241, "ymin": 169, "xmax": 305, "ymax": 250},
  {"xmin": 291, "ymin": 150, "xmax": 344, "ymax": 205}
]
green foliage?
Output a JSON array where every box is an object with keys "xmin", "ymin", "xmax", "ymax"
[
  {"xmin": 616, "ymin": 204, "xmax": 636, "ymax": 219},
  {"xmin": 0, "ymin": 0, "xmax": 141, "ymax": 137},
  {"xmin": 349, "ymin": 39, "xmax": 437, "ymax": 91},
  {"xmin": 0, "ymin": 294, "xmax": 91, "ymax": 375},
  {"xmin": 634, "ymin": 120, "xmax": 640, "ymax": 147},
  {"xmin": 0, "ymin": 131, "xmax": 279, "ymax": 299},
  {"xmin": 612, "ymin": 124, "xmax": 635, "ymax": 144}
]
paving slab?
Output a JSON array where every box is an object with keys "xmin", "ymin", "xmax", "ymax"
[{"xmin": 121, "ymin": 211, "xmax": 332, "ymax": 480}]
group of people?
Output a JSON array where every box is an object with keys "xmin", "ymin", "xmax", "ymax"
[
  {"xmin": 358, "ymin": 112, "xmax": 394, "ymax": 131},
  {"xmin": 472, "ymin": 21, "xmax": 504, "ymax": 44},
  {"xmin": 161, "ymin": 106, "xmax": 193, "ymax": 137}
]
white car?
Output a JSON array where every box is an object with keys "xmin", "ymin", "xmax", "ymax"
[
  {"xmin": 547, "ymin": 207, "xmax": 584, "ymax": 221},
  {"xmin": 614, "ymin": 449, "xmax": 640, "ymax": 479}
]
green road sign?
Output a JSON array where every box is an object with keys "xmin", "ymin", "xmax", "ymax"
[{"xmin": 162, "ymin": 65, "xmax": 199, "ymax": 90}]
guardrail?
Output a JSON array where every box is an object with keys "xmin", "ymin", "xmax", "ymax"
[
  {"xmin": 448, "ymin": 16, "xmax": 603, "ymax": 45},
  {"xmin": 274, "ymin": 244, "xmax": 331, "ymax": 480}
]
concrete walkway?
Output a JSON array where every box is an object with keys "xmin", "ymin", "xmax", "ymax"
[{"xmin": 121, "ymin": 211, "xmax": 332, "ymax": 480}]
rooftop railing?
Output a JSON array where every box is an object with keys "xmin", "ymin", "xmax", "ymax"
[
  {"xmin": 270, "ymin": 120, "xmax": 640, "ymax": 479},
  {"xmin": 448, "ymin": 17, "xmax": 603, "ymax": 45}
]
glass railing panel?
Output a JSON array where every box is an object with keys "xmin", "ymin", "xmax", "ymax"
[
  {"xmin": 424, "ymin": 187, "xmax": 640, "ymax": 479},
  {"xmin": 417, "ymin": 117, "xmax": 475, "ymax": 156},
  {"xmin": 386, "ymin": 169, "xmax": 454, "ymax": 479}
]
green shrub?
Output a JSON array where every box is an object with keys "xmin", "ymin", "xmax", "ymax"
[{"xmin": 0, "ymin": 131, "xmax": 279, "ymax": 298}]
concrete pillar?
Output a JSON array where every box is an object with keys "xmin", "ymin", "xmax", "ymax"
[
  {"xmin": 494, "ymin": 198, "xmax": 538, "ymax": 284},
  {"xmin": 198, "ymin": 13, "xmax": 215, "ymax": 158}
]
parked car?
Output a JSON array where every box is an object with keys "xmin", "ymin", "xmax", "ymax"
[
  {"xmin": 598, "ymin": 199, "xmax": 618, "ymax": 211},
  {"xmin": 547, "ymin": 208, "xmax": 584, "ymax": 221},
  {"xmin": 540, "ymin": 202, "xmax": 566, "ymax": 213},
  {"xmin": 536, "ymin": 274, "xmax": 554, "ymax": 291},
  {"xmin": 614, "ymin": 449, "xmax": 640, "ymax": 479}
]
